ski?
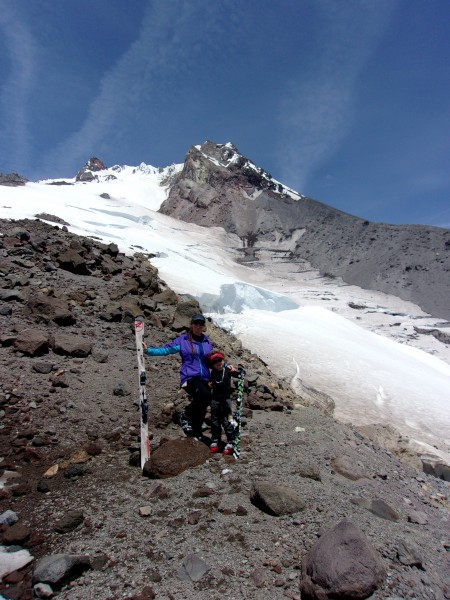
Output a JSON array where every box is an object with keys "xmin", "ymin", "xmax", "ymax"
[
  {"xmin": 134, "ymin": 316, "xmax": 151, "ymax": 469},
  {"xmin": 233, "ymin": 364, "xmax": 245, "ymax": 459}
]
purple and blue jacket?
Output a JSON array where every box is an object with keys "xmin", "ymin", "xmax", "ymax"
[{"xmin": 146, "ymin": 332, "xmax": 213, "ymax": 386}]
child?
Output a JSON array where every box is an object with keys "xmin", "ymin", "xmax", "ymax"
[{"xmin": 208, "ymin": 351, "xmax": 239, "ymax": 454}]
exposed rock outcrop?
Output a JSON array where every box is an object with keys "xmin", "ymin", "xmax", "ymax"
[
  {"xmin": 161, "ymin": 142, "xmax": 450, "ymax": 319},
  {"xmin": 0, "ymin": 173, "xmax": 28, "ymax": 187}
]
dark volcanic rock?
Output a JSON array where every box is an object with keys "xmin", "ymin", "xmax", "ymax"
[{"xmin": 56, "ymin": 249, "xmax": 91, "ymax": 275}]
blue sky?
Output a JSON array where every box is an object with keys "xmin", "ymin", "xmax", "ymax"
[{"xmin": 1, "ymin": 0, "xmax": 449, "ymax": 227}]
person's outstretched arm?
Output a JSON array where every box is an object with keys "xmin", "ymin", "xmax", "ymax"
[{"xmin": 143, "ymin": 339, "xmax": 181, "ymax": 356}]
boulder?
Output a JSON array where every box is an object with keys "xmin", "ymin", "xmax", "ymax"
[
  {"xmin": 142, "ymin": 438, "xmax": 210, "ymax": 478},
  {"xmin": 250, "ymin": 480, "xmax": 306, "ymax": 516},
  {"xmin": 2, "ymin": 522, "xmax": 31, "ymax": 545},
  {"xmin": 301, "ymin": 519, "xmax": 386, "ymax": 599},
  {"xmin": 14, "ymin": 329, "xmax": 49, "ymax": 356},
  {"xmin": 177, "ymin": 553, "xmax": 210, "ymax": 582},
  {"xmin": 331, "ymin": 455, "xmax": 370, "ymax": 481},
  {"xmin": 0, "ymin": 289, "xmax": 26, "ymax": 302},
  {"xmin": 50, "ymin": 333, "xmax": 92, "ymax": 357},
  {"xmin": 27, "ymin": 293, "xmax": 75, "ymax": 325},
  {"xmin": 56, "ymin": 250, "xmax": 91, "ymax": 275}
]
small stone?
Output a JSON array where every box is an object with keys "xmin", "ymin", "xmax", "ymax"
[
  {"xmin": 0, "ymin": 510, "xmax": 19, "ymax": 526},
  {"xmin": 33, "ymin": 582, "xmax": 54, "ymax": 598},
  {"xmin": 37, "ymin": 480, "xmax": 50, "ymax": 493},
  {"xmin": 139, "ymin": 506, "xmax": 152, "ymax": 517},
  {"xmin": 54, "ymin": 510, "xmax": 84, "ymax": 533}
]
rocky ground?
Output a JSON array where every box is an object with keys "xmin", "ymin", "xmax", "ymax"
[{"xmin": 0, "ymin": 218, "xmax": 449, "ymax": 600}]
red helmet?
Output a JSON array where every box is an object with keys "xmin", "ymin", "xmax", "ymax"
[{"xmin": 209, "ymin": 351, "xmax": 225, "ymax": 365}]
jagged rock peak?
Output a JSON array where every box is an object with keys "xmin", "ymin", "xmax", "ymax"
[
  {"xmin": 76, "ymin": 157, "xmax": 110, "ymax": 182},
  {"xmin": 86, "ymin": 157, "xmax": 107, "ymax": 172},
  {"xmin": 187, "ymin": 141, "xmax": 299, "ymax": 196}
]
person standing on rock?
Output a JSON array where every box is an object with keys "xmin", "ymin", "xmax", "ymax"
[
  {"xmin": 143, "ymin": 314, "xmax": 213, "ymax": 438},
  {"xmin": 208, "ymin": 351, "xmax": 239, "ymax": 455}
]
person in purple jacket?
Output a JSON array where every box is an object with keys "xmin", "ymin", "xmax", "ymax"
[{"xmin": 143, "ymin": 314, "xmax": 213, "ymax": 438}]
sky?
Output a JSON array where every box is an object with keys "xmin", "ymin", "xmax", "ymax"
[
  {"xmin": 1, "ymin": 166, "xmax": 449, "ymax": 464},
  {"xmin": 0, "ymin": 0, "xmax": 449, "ymax": 227}
]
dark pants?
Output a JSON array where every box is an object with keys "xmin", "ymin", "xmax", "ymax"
[
  {"xmin": 211, "ymin": 396, "xmax": 236, "ymax": 443},
  {"xmin": 181, "ymin": 378, "xmax": 211, "ymax": 437}
]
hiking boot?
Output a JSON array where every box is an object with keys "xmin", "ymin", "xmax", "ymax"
[
  {"xmin": 223, "ymin": 444, "xmax": 234, "ymax": 455},
  {"xmin": 180, "ymin": 412, "xmax": 194, "ymax": 437},
  {"xmin": 210, "ymin": 442, "xmax": 219, "ymax": 453}
]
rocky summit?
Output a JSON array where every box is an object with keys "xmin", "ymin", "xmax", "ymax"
[
  {"xmin": 0, "ymin": 217, "xmax": 449, "ymax": 599},
  {"xmin": 161, "ymin": 141, "xmax": 450, "ymax": 320}
]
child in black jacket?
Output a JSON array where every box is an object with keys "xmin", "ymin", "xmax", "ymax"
[{"xmin": 208, "ymin": 351, "xmax": 238, "ymax": 454}]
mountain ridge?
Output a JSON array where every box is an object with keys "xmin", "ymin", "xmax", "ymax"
[
  {"xmin": 2, "ymin": 141, "xmax": 449, "ymax": 319},
  {"xmin": 160, "ymin": 141, "xmax": 450, "ymax": 320}
]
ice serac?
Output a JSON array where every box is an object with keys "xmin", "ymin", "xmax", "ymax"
[{"xmin": 160, "ymin": 141, "xmax": 450, "ymax": 320}]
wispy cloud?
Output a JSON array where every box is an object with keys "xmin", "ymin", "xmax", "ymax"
[
  {"xmin": 0, "ymin": 5, "xmax": 37, "ymax": 172},
  {"xmin": 277, "ymin": 0, "xmax": 398, "ymax": 193},
  {"xmin": 39, "ymin": 0, "xmax": 246, "ymax": 177}
]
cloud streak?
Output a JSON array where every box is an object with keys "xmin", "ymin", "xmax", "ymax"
[
  {"xmin": 39, "ymin": 0, "xmax": 247, "ymax": 177},
  {"xmin": 0, "ymin": 5, "xmax": 37, "ymax": 172},
  {"xmin": 277, "ymin": 0, "xmax": 398, "ymax": 193}
]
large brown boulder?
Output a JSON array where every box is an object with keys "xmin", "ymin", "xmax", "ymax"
[{"xmin": 142, "ymin": 438, "xmax": 210, "ymax": 478}]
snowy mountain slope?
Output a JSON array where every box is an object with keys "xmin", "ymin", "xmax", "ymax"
[{"xmin": 1, "ymin": 151, "xmax": 449, "ymax": 467}]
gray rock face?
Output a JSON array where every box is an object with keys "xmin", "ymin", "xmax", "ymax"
[
  {"xmin": 0, "ymin": 172, "xmax": 28, "ymax": 186},
  {"xmin": 160, "ymin": 142, "xmax": 450, "ymax": 319},
  {"xmin": 301, "ymin": 519, "xmax": 386, "ymax": 599}
]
